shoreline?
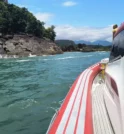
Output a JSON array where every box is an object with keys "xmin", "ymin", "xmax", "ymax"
[
  {"xmin": 0, "ymin": 35, "xmax": 63, "ymax": 57},
  {"xmin": 0, "ymin": 51, "xmax": 109, "ymax": 60}
]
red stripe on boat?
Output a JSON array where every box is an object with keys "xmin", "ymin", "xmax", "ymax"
[
  {"xmin": 63, "ymin": 71, "xmax": 86, "ymax": 134},
  {"xmin": 48, "ymin": 63, "xmax": 101, "ymax": 134},
  {"xmin": 48, "ymin": 74, "xmax": 81, "ymax": 134},
  {"xmin": 74, "ymin": 71, "xmax": 90, "ymax": 134}
]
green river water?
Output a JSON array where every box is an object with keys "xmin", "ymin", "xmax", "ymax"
[{"xmin": 0, "ymin": 52, "xmax": 109, "ymax": 134}]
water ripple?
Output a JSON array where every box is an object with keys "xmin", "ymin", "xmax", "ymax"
[{"xmin": 0, "ymin": 52, "xmax": 109, "ymax": 134}]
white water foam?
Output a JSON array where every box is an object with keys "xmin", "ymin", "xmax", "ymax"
[
  {"xmin": 0, "ymin": 54, "xmax": 19, "ymax": 59},
  {"xmin": 28, "ymin": 53, "xmax": 37, "ymax": 57},
  {"xmin": 49, "ymin": 107, "xmax": 59, "ymax": 113},
  {"xmin": 43, "ymin": 55, "xmax": 93, "ymax": 61},
  {"xmin": 16, "ymin": 59, "xmax": 31, "ymax": 62},
  {"xmin": 8, "ymin": 99, "xmax": 38, "ymax": 109},
  {"xmin": 97, "ymin": 51, "xmax": 107, "ymax": 54}
]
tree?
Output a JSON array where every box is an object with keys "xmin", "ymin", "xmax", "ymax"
[
  {"xmin": 45, "ymin": 25, "xmax": 56, "ymax": 41},
  {"xmin": 78, "ymin": 43, "xmax": 83, "ymax": 48},
  {"xmin": 0, "ymin": 0, "xmax": 4, "ymax": 2},
  {"xmin": 0, "ymin": 1, "xmax": 9, "ymax": 34},
  {"xmin": 0, "ymin": 1, "xmax": 56, "ymax": 40},
  {"xmin": 50, "ymin": 25, "xmax": 56, "ymax": 41}
]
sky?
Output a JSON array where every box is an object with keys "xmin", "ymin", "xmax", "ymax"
[{"xmin": 9, "ymin": 0, "xmax": 124, "ymax": 42}]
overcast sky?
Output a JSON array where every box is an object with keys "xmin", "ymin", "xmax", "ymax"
[{"xmin": 9, "ymin": 0, "xmax": 124, "ymax": 41}]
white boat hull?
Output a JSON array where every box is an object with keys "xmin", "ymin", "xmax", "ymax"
[{"xmin": 47, "ymin": 58, "xmax": 124, "ymax": 134}]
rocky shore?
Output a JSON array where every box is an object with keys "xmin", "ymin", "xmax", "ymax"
[{"xmin": 0, "ymin": 35, "xmax": 63, "ymax": 57}]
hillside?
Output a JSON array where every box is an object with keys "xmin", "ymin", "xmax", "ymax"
[
  {"xmin": 92, "ymin": 40, "xmax": 112, "ymax": 46},
  {"xmin": 75, "ymin": 40, "xmax": 92, "ymax": 45},
  {"xmin": 0, "ymin": 0, "xmax": 55, "ymax": 41},
  {"xmin": 55, "ymin": 40, "xmax": 75, "ymax": 46},
  {"xmin": 0, "ymin": 0, "xmax": 63, "ymax": 56}
]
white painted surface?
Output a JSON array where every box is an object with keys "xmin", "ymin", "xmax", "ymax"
[
  {"xmin": 106, "ymin": 57, "xmax": 124, "ymax": 134},
  {"xmin": 92, "ymin": 75, "xmax": 114, "ymax": 134},
  {"xmin": 76, "ymin": 71, "xmax": 92, "ymax": 134},
  {"xmin": 56, "ymin": 69, "xmax": 90, "ymax": 133}
]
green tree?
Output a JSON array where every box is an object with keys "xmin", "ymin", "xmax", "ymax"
[
  {"xmin": 0, "ymin": 1, "xmax": 56, "ymax": 40},
  {"xmin": 0, "ymin": 1, "xmax": 8, "ymax": 34},
  {"xmin": 0, "ymin": 0, "xmax": 4, "ymax": 2},
  {"xmin": 7, "ymin": 4, "xmax": 27, "ymax": 33},
  {"xmin": 45, "ymin": 25, "xmax": 56, "ymax": 41}
]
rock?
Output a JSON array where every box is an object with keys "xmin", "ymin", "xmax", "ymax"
[
  {"xmin": 0, "ymin": 39, "xmax": 6, "ymax": 54},
  {"xmin": 0, "ymin": 45, "xmax": 6, "ymax": 54},
  {"xmin": 3, "ymin": 35, "xmax": 14, "ymax": 40},
  {"xmin": 0, "ymin": 35, "xmax": 63, "ymax": 56},
  {"xmin": 5, "ymin": 41, "xmax": 15, "ymax": 52},
  {"xmin": 0, "ymin": 40, "xmax": 3, "ymax": 45}
]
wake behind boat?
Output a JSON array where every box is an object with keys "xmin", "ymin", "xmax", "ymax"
[{"xmin": 47, "ymin": 23, "xmax": 124, "ymax": 134}]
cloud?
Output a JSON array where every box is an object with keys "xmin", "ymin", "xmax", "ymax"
[
  {"xmin": 34, "ymin": 12, "xmax": 54, "ymax": 22},
  {"xmin": 17, "ymin": 4, "xmax": 28, "ymax": 8},
  {"xmin": 55, "ymin": 25, "xmax": 112, "ymax": 42},
  {"xmin": 62, "ymin": 1, "xmax": 77, "ymax": 7}
]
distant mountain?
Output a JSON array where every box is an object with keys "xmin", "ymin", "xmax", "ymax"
[
  {"xmin": 75, "ymin": 40, "xmax": 111, "ymax": 46},
  {"xmin": 75, "ymin": 40, "xmax": 92, "ymax": 45},
  {"xmin": 92, "ymin": 40, "xmax": 112, "ymax": 46}
]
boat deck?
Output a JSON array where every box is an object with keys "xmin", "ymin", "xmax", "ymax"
[{"xmin": 92, "ymin": 75, "xmax": 114, "ymax": 134}]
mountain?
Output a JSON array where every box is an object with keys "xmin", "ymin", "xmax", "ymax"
[
  {"xmin": 75, "ymin": 40, "xmax": 92, "ymax": 45},
  {"xmin": 75, "ymin": 40, "xmax": 112, "ymax": 46},
  {"xmin": 92, "ymin": 40, "xmax": 112, "ymax": 46}
]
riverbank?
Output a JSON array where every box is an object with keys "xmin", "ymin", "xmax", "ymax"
[
  {"xmin": 55, "ymin": 40, "xmax": 111, "ymax": 52},
  {"xmin": 59, "ymin": 46, "xmax": 111, "ymax": 52},
  {"xmin": 0, "ymin": 35, "xmax": 63, "ymax": 57},
  {"xmin": 0, "ymin": 35, "xmax": 111, "ymax": 59}
]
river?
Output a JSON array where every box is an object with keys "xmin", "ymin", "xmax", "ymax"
[{"xmin": 0, "ymin": 52, "xmax": 109, "ymax": 134}]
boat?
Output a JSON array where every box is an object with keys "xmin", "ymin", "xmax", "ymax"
[{"xmin": 47, "ymin": 23, "xmax": 124, "ymax": 134}]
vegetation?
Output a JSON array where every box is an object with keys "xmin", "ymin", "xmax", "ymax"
[
  {"xmin": 0, "ymin": 0, "xmax": 56, "ymax": 41},
  {"xmin": 55, "ymin": 40, "xmax": 75, "ymax": 46},
  {"xmin": 56, "ymin": 40, "xmax": 111, "ymax": 52},
  {"xmin": 76, "ymin": 44, "xmax": 111, "ymax": 52},
  {"xmin": 55, "ymin": 40, "xmax": 75, "ymax": 51}
]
